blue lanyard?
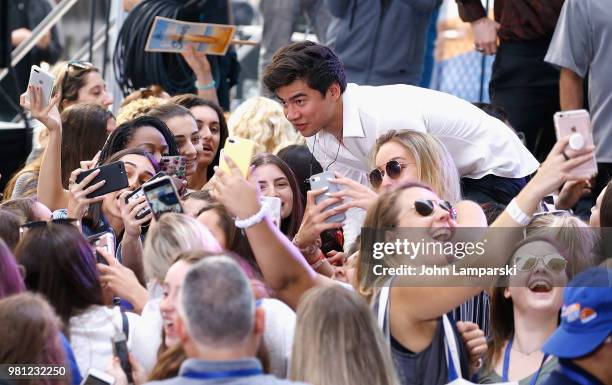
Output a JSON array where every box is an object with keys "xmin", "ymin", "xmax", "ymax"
[
  {"xmin": 182, "ymin": 367, "xmax": 263, "ymax": 380},
  {"xmin": 447, "ymin": 344, "xmax": 459, "ymax": 381},
  {"xmin": 559, "ymin": 365, "xmax": 599, "ymax": 385},
  {"xmin": 502, "ymin": 335, "xmax": 548, "ymax": 385}
]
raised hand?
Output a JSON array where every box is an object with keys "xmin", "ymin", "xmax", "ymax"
[
  {"xmin": 328, "ymin": 172, "xmax": 378, "ymax": 211},
  {"xmin": 66, "ymin": 168, "xmax": 105, "ymax": 220},
  {"xmin": 118, "ymin": 191, "xmax": 152, "ymax": 239},
  {"xmin": 210, "ymin": 155, "xmax": 261, "ymax": 220},
  {"xmin": 20, "ymin": 85, "xmax": 61, "ymax": 134},
  {"xmin": 293, "ymin": 187, "xmax": 345, "ymax": 249}
]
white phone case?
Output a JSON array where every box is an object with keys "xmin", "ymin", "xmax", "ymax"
[{"xmin": 26, "ymin": 65, "xmax": 55, "ymax": 106}]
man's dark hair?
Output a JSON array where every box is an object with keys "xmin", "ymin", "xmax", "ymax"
[{"xmin": 262, "ymin": 41, "xmax": 347, "ymax": 96}]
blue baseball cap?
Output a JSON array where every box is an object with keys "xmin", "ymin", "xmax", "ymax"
[{"xmin": 542, "ymin": 267, "xmax": 612, "ymax": 358}]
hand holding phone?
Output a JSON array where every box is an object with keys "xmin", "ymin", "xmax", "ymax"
[
  {"xmin": 309, "ymin": 171, "xmax": 346, "ymax": 224},
  {"xmin": 112, "ymin": 333, "xmax": 133, "ymax": 385},
  {"xmin": 142, "ymin": 176, "xmax": 183, "ymax": 219},
  {"xmin": 87, "ymin": 232, "xmax": 115, "ymax": 265},
  {"xmin": 25, "ymin": 65, "xmax": 55, "ymax": 107},
  {"xmin": 554, "ymin": 110, "xmax": 598, "ymax": 178},
  {"xmin": 261, "ymin": 196, "xmax": 282, "ymax": 228},
  {"xmin": 218, "ymin": 137, "xmax": 257, "ymax": 177},
  {"xmin": 75, "ymin": 161, "xmax": 129, "ymax": 199}
]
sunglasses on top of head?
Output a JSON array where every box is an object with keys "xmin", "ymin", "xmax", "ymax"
[
  {"xmin": 413, "ymin": 199, "xmax": 457, "ymax": 221},
  {"xmin": 369, "ymin": 160, "xmax": 413, "ymax": 189}
]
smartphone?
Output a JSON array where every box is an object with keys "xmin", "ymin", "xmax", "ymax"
[
  {"xmin": 142, "ymin": 176, "xmax": 183, "ymax": 219},
  {"xmin": 309, "ymin": 171, "xmax": 346, "ymax": 224},
  {"xmin": 125, "ymin": 188, "xmax": 150, "ymax": 220},
  {"xmin": 219, "ymin": 137, "xmax": 257, "ymax": 177},
  {"xmin": 160, "ymin": 156, "xmax": 187, "ymax": 180},
  {"xmin": 25, "ymin": 65, "xmax": 55, "ymax": 107},
  {"xmin": 112, "ymin": 333, "xmax": 133, "ymax": 384},
  {"xmin": 554, "ymin": 110, "xmax": 598, "ymax": 178},
  {"xmin": 261, "ymin": 196, "xmax": 282, "ymax": 228},
  {"xmin": 75, "ymin": 161, "xmax": 129, "ymax": 199},
  {"xmin": 80, "ymin": 368, "xmax": 115, "ymax": 385},
  {"xmin": 87, "ymin": 232, "xmax": 115, "ymax": 265}
]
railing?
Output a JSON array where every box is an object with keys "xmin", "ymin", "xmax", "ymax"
[{"xmin": 0, "ymin": 0, "xmax": 79, "ymax": 83}]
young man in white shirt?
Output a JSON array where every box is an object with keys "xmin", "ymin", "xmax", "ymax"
[{"xmin": 262, "ymin": 41, "xmax": 539, "ymax": 247}]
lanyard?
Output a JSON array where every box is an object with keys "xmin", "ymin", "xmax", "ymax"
[
  {"xmin": 182, "ymin": 367, "xmax": 263, "ymax": 380},
  {"xmin": 502, "ymin": 335, "xmax": 548, "ymax": 385},
  {"xmin": 447, "ymin": 344, "xmax": 459, "ymax": 382},
  {"xmin": 559, "ymin": 365, "xmax": 598, "ymax": 385}
]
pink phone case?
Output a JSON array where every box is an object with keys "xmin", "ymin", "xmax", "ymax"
[{"xmin": 554, "ymin": 110, "xmax": 598, "ymax": 178}]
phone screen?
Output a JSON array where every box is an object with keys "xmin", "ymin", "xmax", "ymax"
[{"xmin": 144, "ymin": 180, "xmax": 182, "ymax": 219}]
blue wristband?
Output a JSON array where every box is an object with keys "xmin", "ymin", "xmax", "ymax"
[{"xmin": 196, "ymin": 80, "xmax": 216, "ymax": 90}]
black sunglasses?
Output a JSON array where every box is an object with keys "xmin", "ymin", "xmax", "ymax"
[
  {"xmin": 369, "ymin": 160, "xmax": 412, "ymax": 189},
  {"xmin": 60, "ymin": 61, "xmax": 94, "ymax": 97},
  {"xmin": 19, "ymin": 218, "xmax": 80, "ymax": 237},
  {"xmin": 413, "ymin": 199, "xmax": 457, "ymax": 220}
]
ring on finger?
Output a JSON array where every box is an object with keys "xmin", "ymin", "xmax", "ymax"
[{"xmin": 562, "ymin": 150, "xmax": 570, "ymax": 161}]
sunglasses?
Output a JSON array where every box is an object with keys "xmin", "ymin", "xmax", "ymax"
[
  {"xmin": 413, "ymin": 199, "xmax": 457, "ymax": 220},
  {"xmin": 60, "ymin": 61, "xmax": 94, "ymax": 97},
  {"xmin": 514, "ymin": 254, "xmax": 567, "ymax": 272},
  {"xmin": 19, "ymin": 218, "xmax": 80, "ymax": 238},
  {"xmin": 369, "ymin": 160, "xmax": 413, "ymax": 188}
]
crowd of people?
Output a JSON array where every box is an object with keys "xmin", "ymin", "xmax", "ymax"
[{"xmin": 1, "ymin": 1, "xmax": 612, "ymax": 385}]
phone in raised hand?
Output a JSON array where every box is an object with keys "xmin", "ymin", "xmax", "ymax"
[{"xmin": 25, "ymin": 65, "xmax": 55, "ymax": 107}]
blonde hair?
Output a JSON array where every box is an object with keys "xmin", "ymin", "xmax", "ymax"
[
  {"xmin": 116, "ymin": 97, "xmax": 165, "ymax": 125},
  {"xmin": 291, "ymin": 286, "xmax": 399, "ymax": 385},
  {"xmin": 227, "ymin": 97, "xmax": 302, "ymax": 153},
  {"xmin": 372, "ymin": 130, "xmax": 462, "ymax": 203},
  {"xmin": 526, "ymin": 213, "xmax": 598, "ymax": 274},
  {"xmin": 143, "ymin": 213, "xmax": 222, "ymax": 283}
]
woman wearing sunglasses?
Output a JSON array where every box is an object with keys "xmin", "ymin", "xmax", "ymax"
[
  {"xmin": 479, "ymin": 236, "xmax": 572, "ymax": 384},
  {"xmin": 329, "ymin": 130, "xmax": 461, "ymax": 215}
]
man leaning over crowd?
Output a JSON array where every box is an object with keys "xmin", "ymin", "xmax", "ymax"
[{"xmin": 262, "ymin": 41, "xmax": 539, "ymax": 248}]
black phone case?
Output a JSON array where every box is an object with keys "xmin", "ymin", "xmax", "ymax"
[{"xmin": 75, "ymin": 161, "xmax": 129, "ymax": 199}]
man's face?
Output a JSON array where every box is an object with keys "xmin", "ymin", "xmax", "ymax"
[{"xmin": 276, "ymin": 79, "xmax": 335, "ymax": 137}]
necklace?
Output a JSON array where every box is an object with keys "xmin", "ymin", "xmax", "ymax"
[{"xmin": 511, "ymin": 337, "xmax": 541, "ymax": 356}]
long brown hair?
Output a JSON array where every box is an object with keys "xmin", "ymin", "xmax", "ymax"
[
  {"xmin": 0, "ymin": 293, "xmax": 68, "ymax": 385},
  {"xmin": 485, "ymin": 235, "xmax": 572, "ymax": 371},
  {"xmin": 251, "ymin": 153, "xmax": 304, "ymax": 239},
  {"xmin": 54, "ymin": 62, "xmax": 99, "ymax": 113},
  {"xmin": 60, "ymin": 103, "xmax": 113, "ymax": 189}
]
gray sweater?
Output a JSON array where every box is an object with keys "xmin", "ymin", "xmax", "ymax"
[{"xmin": 327, "ymin": 0, "xmax": 441, "ymax": 86}]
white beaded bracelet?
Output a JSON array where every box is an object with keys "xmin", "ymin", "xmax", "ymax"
[
  {"xmin": 234, "ymin": 204, "xmax": 266, "ymax": 229},
  {"xmin": 506, "ymin": 198, "xmax": 531, "ymax": 226}
]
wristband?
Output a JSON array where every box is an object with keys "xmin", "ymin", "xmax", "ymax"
[
  {"xmin": 309, "ymin": 252, "xmax": 326, "ymax": 270},
  {"xmin": 292, "ymin": 236, "xmax": 322, "ymax": 259},
  {"xmin": 506, "ymin": 198, "xmax": 531, "ymax": 226},
  {"xmin": 195, "ymin": 80, "xmax": 216, "ymax": 90},
  {"xmin": 234, "ymin": 204, "xmax": 266, "ymax": 229}
]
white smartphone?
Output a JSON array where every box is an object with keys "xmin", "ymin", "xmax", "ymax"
[
  {"xmin": 80, "ymin": 368, "xmax": 115, "ymax": 385},
  {"xmin": 554, "ymin": 109, "xmax": 598, "ymax": 178},
  {"xmin": 261, "ymin": 196, "xmax": 282, "ymax": 228},
  {"xmin": 25, "ymin": 65, "xmax": 55, "ymax": 107}
]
